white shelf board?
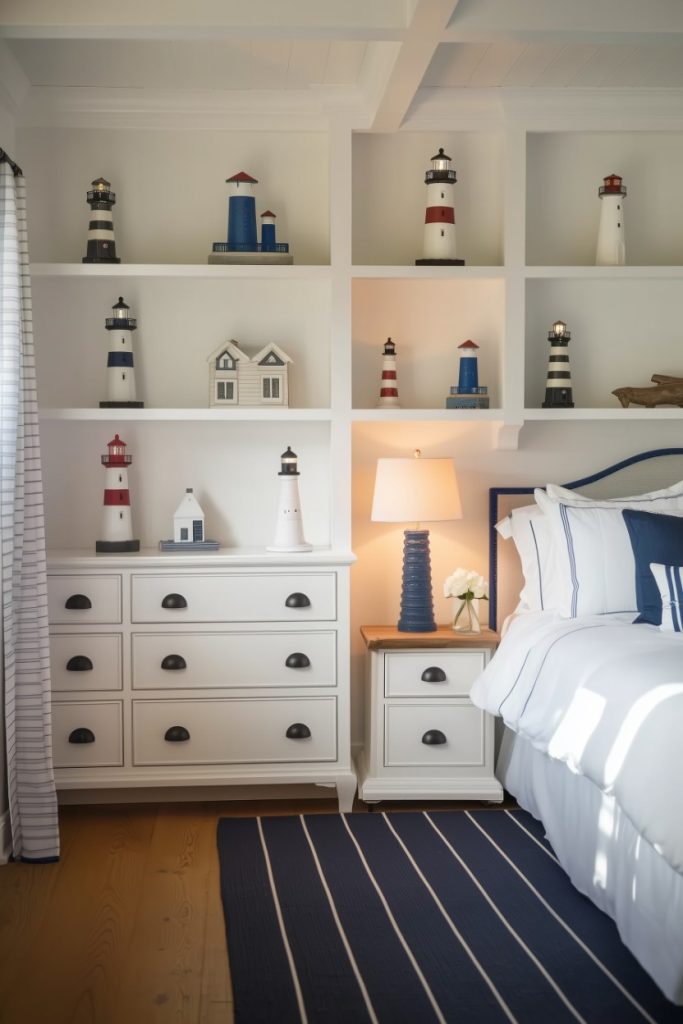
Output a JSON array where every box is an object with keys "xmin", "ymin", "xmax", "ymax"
[
  {"xmin": 525, "ymin": 266, "xmax": 683, "ymax": 280},
  {"xmin": 47, "ymin": 546, "xmax": 356, "ymax": 570},
  {"xmin": 30, "ymin": 263, "xmax": 332, "ymax": 280},
  {"xmin": 351, "ymin": 408, "xmax": 504, "ymax": 422},
  {"xmin": 523, "ymin": 407, "xmax": 683, "ymax": 420},
  {"xmin": 352, "ymin": 265, "xmax": 505, "ymax": 279},
  {"xmin": 40, "ymin": 407, "xmax": 332, "ymax": 422}
]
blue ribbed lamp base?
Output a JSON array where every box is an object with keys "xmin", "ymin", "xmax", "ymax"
[{"xmin": 397, "ymin": 529, "xmax": 437, "ymax": 632}]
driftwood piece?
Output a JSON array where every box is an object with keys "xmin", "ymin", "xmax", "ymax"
[{"xmin": 612, "ymin": 373, "xmax": 683, "ymax": 408}]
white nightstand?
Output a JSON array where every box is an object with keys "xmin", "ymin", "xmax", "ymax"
[{"xmin": 356, "ymin": 626, "xmax": 503, "ymax": 803}]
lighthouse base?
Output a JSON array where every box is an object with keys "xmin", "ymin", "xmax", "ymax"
[
  {"xmin": 96, "ymin": 539, "xmax": 140, "ymax": 553},
  {"xmin": 209, "ymin": 251, "xmax": 293, "ymax": 265},
  {"xmin": 100, "ymin": 401, "xmax": 144, "ymax": 408},
  {"xmin": 415, "ymin": 258, "xmax": 465, "ymax": 266}
]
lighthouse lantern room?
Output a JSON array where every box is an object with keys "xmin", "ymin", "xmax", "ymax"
[
  {"xmin": 416, "ymin": 148, "xmax": 464, "ymax": 266},
  {"xmin": 96, "ymin": 434, "xmax": 140, "ymax": 552}
]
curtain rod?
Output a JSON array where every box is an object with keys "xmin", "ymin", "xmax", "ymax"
[{"xmin": 0, "ymin": 148, "xmax": 23, "ymax": 177}]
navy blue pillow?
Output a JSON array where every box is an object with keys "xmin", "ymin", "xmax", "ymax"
[{"xmin": 622, "ymin": 508, "xmax": 683, "ymax": 625}]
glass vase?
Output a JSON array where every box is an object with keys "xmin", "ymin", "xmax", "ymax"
[{"xmin": 452, "ymin": 597, "xmax": 481, "ymax": 634}]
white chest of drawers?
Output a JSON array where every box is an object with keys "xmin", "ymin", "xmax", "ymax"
[
  {"xmin": 356, "ymin": 626, "xmax": 503, "ymax": 803},
  {"xmin": 47, "ymin": 549, "xmax": 356, "ymax": 811}
]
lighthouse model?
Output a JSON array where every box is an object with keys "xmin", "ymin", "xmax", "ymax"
[
  {"xmin": 100, "ymin": 297, "xmax": 143, "ymax": 407},
  {"xmin": 82, "ymin": 177, "xmax": 120, "ymax": 263},
  {"xmin": 416, "ymin": 148, "xmax": 464, "ymax": 266},
  {"xmin": 267, "ymin": 446, "xmax": 312, "ymax": 552},
  {"xmin": 96, "ymin": 434, "xmax": 140, "ymax": 553},
  {"xmin": 595, "ymin": 173, "xmax": 626, "ymax": 266},
  {"xmin": 209, "ymin": 172, "xmax": 292, "ymax": 265},
  {"xmin": 377, "ymin": 337, "xmax": 401, "ymax": 408},
  {"xmin": 446, "ymin": 340, "xmax": 489, "ymax": 409},
  {"xmin": 542, "ymin": 320, "xmax": 574, "ymax": 408}
]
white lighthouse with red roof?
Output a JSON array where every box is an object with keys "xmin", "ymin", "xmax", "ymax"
[
  {"xmin": 595, "ymin": 173, "xmax": 626, "ymax": 266},
  {"xmin": 416, "ymin": 148, "xmax": 464, "ymax": 266},
  {"xmin": 96, "ymin": 434, "xmax": 140, "ymax": 552}
]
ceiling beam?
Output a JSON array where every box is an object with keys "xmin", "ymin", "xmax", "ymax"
[{"xmin": 370, "ymin": 0, "xmax": 460, "ymax": 132}]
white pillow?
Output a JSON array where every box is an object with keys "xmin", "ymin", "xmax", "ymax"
[
  {"xmin": 649, "ymin": 563, "xmax": 683, "ymax": 633},
  {"xmin": 534, "ymin": 488, "xmax": 683, "ymax": 618},
  {"xmin": 495, "ymin": 504, "xmax": 561, "ymax": 612},
  {"xmin": 546, "ymin": 479, "xmax": 683, "ymax": 507}
]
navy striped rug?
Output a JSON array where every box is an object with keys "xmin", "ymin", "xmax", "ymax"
[{"xmin": 217, "ymin": 809, "xmax": 683, "ymax": 1023}]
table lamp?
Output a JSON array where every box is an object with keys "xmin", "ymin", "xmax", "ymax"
[{"xmin": 371, "ymin": 450, "xmax": 462, "ymax": 632}]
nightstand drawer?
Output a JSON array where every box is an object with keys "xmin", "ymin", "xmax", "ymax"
[
  {"xmin": 384, "ymin": 702, "xmax": 484, "ymax": 767},
  {"xmin": 384, "ymin": 650, "xmax": 486, "ymax": 697},
  {"xmin": 50, "ymin": 633, "xmax": 123, "ymax": 692},
  {"xmin": 132, "ymin": 697, "xmax": 337, "ymax": 765},
  {"xmin": 131, "ymin": 573, "xmax": 336, "ymax": 623},
  {"xmin": 131, "ymin": 630, "xmax": 337, "ymax": 689},
  {"xmin": 52, "ymin": 701, "xmax": 123, "ymax": 768},
  {"xmin": 48, "ymin": 575, "xmax": 122, "ymax": 624}
]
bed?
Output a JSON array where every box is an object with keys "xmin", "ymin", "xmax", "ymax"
[{"xmin": 470, "ymin": 448, "xmax": 683, "ymax": 1005}]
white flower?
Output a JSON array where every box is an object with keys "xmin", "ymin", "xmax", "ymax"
[{"xmin": 443, "ymin": 567, "xmax": 489, "ymax": 601}]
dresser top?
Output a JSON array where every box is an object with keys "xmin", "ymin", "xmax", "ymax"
[
  {"xmin": 47, "ymin": 546, "xmax": 356, "ymax": 570},
  {"xmin": 360, "ymin": 625, "xmax": 500, "ymax": 650}
]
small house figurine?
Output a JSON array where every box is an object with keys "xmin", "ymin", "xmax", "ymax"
[
  {"xmin": 100, "ymin": 297, "xmax": 143, "ymax": 408},
  {"xmin": 416, "ymin": 148, "xmax": 464, "ymax": 266},
  {"xmin": 96, "ymin": 434, "xmax": 140, "ymax": 553},
  {"xmin": 446, "ymin": 340, "xmax": 489, "ymax": 409},
  {"xmin": 207, "ymin": 340, "xmax": 291, "ymax": 407},
  {"xmin": 596, "ymin": 173, "xmax": 626, "ymax": 266},
  {"xmin": 267, "ymin": 446, "xmax": 312, "ymax": 552},
  {"xmin": 83, "ymin": 177, "xmax": 120, "ymax": 264},
  {"xmin": 159, "ymin": 488, "xmax": 219, "ymax": 551},
  {"xmin": 209, "ymin": 171, "xmax": 292, "ymax": 265}
]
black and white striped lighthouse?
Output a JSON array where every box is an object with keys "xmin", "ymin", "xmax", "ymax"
[
  {"xmin": 82, "ymin": 177, "xmax": 120, "ymax": 264},
  {"xmin": 101, "ymin": 297, "xmax": 143, "ymax": 408},
  {"xmin": 542, "ymin": 320, "xmax": 574, "ymax": 408}
]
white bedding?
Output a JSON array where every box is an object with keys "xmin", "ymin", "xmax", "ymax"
[{"xmin": 470, "ymin": 611, "xmax": 683, "ymax": 873}]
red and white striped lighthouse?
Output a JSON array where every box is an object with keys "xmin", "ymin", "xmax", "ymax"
[
  {"xmin": 377, "ymin": 337, "xmax": 401, "ymax": 408},
  {"xmin": 416, "ymin": 148, "xmax": 464, "ymax": 266},
  {"xmin": 96, "ymin": 434, "xmax": 140, "ymax": 552}
]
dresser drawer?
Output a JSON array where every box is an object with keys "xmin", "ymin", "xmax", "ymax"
[
  {"xmin": 131, "ymin": 631, "xmax": 336, "ymax": 689},
  {"xmin": 52, "ymin": 701, "xmax": 123, "ymax": 768},
  {"xmin": 384, "ymin": 702, "xmax": 484, "ymax": 767},
  {"xmin": 50, "ymin": 633, "xmax": 123, "ymax": 692},
  {"xmin": 132, "ymin": 697, "xmax": 337, "ymax": 765},
  {"xmin": 384, "ymin": 650, "xmax": 486, "ymax": 697},
  {"xmin": 130, "ymin": 573, "xmax": 336, "ymax": 623},
  {"xmin": 48, "ymin": 575, "xmax": 122, "ymax": 624}
]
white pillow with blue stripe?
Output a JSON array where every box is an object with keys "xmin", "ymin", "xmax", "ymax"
[{"xmin": 650, "ymin": 562, "xmax": 683, "ymax": 632}]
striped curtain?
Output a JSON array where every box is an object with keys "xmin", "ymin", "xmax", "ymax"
[{"xmin": 0, "ymin": 154, "xmax": 59, "ymax": 861}]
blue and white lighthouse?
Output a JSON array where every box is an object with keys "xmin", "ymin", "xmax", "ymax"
[
  {"xmin": 209, "ymin": 171, "xmax": 292, "ymax": 265},
  {"xmin": 100, "ymin": 297, "xmax": 143, "ymax": 408},
  {"xmin": 446, "ymin": 339, "xmax": 489, "ymax": 409}
]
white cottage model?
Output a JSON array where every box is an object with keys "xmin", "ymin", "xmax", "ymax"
[
  {"xmin": 207, "ymin": 340, "xmax": 292, "ymax": 407},
  {"xmin": 159, "ymin": 488, "xmax": 219, "ymax": 550}
]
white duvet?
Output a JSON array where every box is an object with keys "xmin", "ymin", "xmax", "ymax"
[{"xmin": 470, "ymin": 612, "xmax": 683, "ymax": 873}]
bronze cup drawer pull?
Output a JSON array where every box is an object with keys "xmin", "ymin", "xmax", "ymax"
[
  {"xmin": 161, "ymin": 654, "xmax": 187, "ymax": 671},
  {"xmin": 64, "ymin": 594, "xmax": 92, "ymax": 610},
  {"xmin": 421, "ymin": 666, "xmax": 447, "ymax": 683},
  {"xmin": 285, "ymin": 592, "xmax": 311, "ymax": 609},
  {"xmin": 68, "ymin": 727, "xmax": 95, "ymax": 744},
  {"xmin": 161, "ymin": 593, "xmax": 188, "ymax": 610},
  {"xmin": 285, "ymin": 652, "xmax": 311, "ymax": 669},
  {"xmin": 285, "ymin": 722, "xmax": 311, "ymax": 740},
  {"xmin": 66, "ymin": 655, "xmax": 94, "ymax": 672},
  {"xmin": 164, "ymin": 725, "xmax": 190, "ymax": 742},
  {"xmin": 421, "ymin": 729, "xmax": 447, "ymax": 746}
]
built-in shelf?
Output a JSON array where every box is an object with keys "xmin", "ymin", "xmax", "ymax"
[
  {"xmin": 351, "ymin": 266, "xmax": 505, "ymax": 279},
  {"xmin": 525, "ymin": 266, "xmax": 683, "ymax": 279},
  {"xmin": 40, "ymin": 407, "xmax": 333, "ymax": 422},
  {"xmin": 30, "ymin": 263, "xmax": 332, "ymax": 280},
  {"xmin": 523, "ymin": 407, "xmax": 683, "ymax": 420},
  {"xmin": 351, "ymin": 408, "xmax": 504, "ymax": 421}
]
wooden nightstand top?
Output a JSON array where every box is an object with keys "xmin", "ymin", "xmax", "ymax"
[{"xmin": 360, "ymin": 625, "xmax": 501, "ymax": 650}]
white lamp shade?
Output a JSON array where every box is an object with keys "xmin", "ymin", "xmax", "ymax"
[{"xmin": 371, "ymin": 457, "xmax": 462, "ymax": 523}]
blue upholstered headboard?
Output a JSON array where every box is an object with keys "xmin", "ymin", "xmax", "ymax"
[{"xmin": 488, "ymin": 447, "xmax": 683, "ymax": 631}]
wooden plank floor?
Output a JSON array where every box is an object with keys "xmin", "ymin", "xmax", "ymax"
[{"xmin": 0, "ymin": 796, "xmax": 515, "ymax": 1024}]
